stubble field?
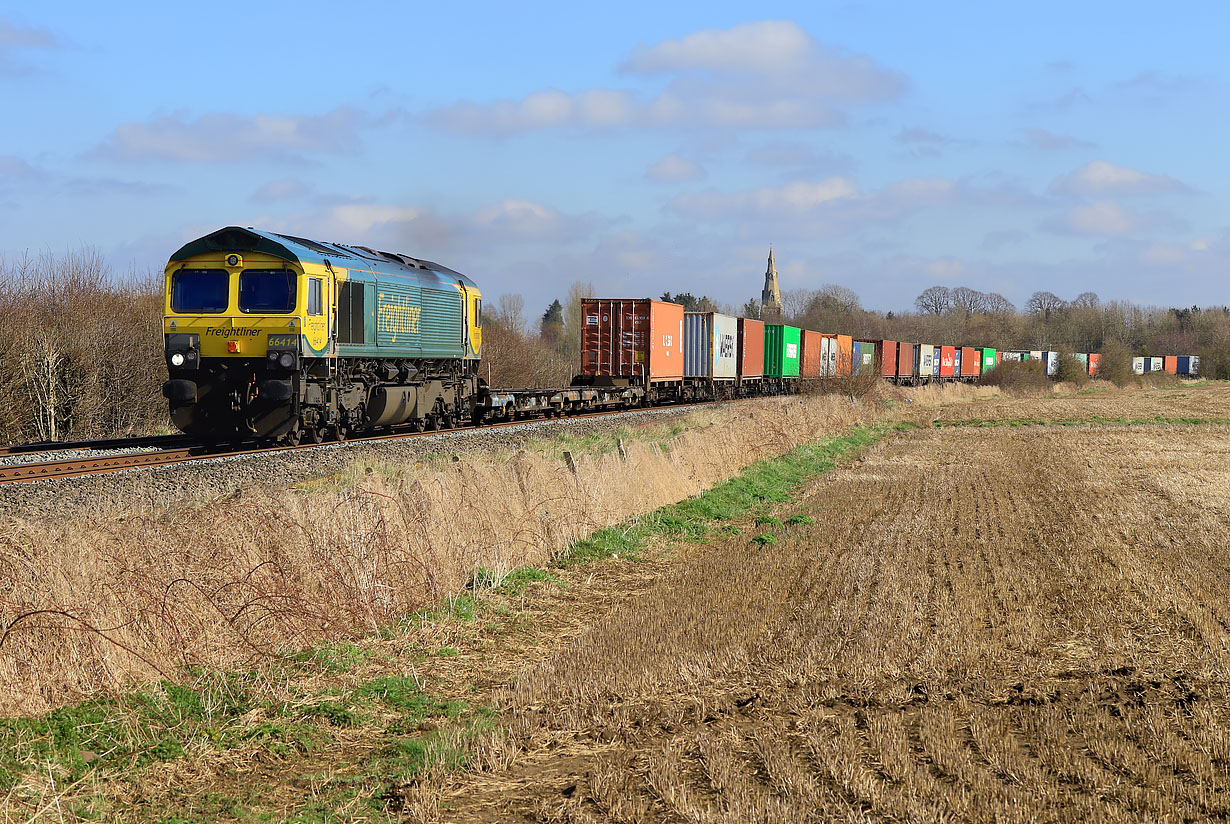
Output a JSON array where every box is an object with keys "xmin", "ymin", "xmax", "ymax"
[{"xmin": 420, "ymin": 388, "xmax": 1230, "ymax": 822}]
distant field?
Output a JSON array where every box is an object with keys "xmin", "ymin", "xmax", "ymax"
[{"xmin": 433, "ymin": 388, "xmax": 1230, "ymax": 822}]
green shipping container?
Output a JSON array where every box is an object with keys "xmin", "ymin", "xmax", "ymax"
[
  {"xmin": 764, "ymin": 324, "xmax": 802, "ymax": 377},
  {"xmin": 981, "ymin": 348, "xmax": 997, "ymax": 372}
]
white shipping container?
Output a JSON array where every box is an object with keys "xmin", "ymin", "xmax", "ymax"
[
  {"xmin": 1132, "ymin": 357, "xmax": 1145, "ymax": 375},
  {"xmin": 821, "ymin": 336, "xmax": 834, "ymax": 377},
  {"xmin": 1150, "ymin": 357, "xmax": 1163, "ymax": 372},
  {"xmin": 1002, "ymin": 351, "xmax": 1024, "ymax": 362},
  {"xmin": 1029, "ymin": 350, "xmax": 1043, "ymax": 362},
  {"xmin": 1191, "ymin": 355, "xmax": 1201, "ymax": 375},
  {"xmin": 683, "ymin": 312, "xmax": 739, "ymax": 379},
  {"xmin": 918, "ymin": 344, "xmax": 935, "ymax": 375},
  {"xmin": 1047, "ymin": 351, "xmax": 1059, "ymax": 376}
]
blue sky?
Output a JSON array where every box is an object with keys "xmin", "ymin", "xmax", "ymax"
[{"xmin": 2, "ymin": 1, "xmax": 1227, "ymax": 317}]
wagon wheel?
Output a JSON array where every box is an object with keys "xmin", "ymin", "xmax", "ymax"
[
  {"xmin": 283, "ymin": 427, "xmax": 302, "ymax": 447},
  {"xmin": 440, "ymin": 413, "xmax": 456, "ymax": 430},
  {"xmin": 306, "ymin": 426, "xmax": 325, "ymax": 444},
  {"xmin": 331, "ymin": 424, "xmax": 348, "ymax": 442}
]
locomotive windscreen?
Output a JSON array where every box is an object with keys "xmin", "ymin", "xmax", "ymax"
[
  {"xmin": 239, "ymin": 269, "xmax": 296, "ymax": 313},
  {"xmin": 171, "ymin": 269, "xmax": 228, "ymax": 314}
]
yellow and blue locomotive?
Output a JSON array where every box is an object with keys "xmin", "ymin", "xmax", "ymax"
[{"xmin": 162, "ymin": 226, "xmax": 483, "ymax": 444}]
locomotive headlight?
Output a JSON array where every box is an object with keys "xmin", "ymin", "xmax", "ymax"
[
  {"xmin": 278, "ymin": 352, "xmax": 295, "ymax": 368},
  {"xmin": 170, "ymin": 352, "xmax": 185, "ymax": 366},
  {"xmin": 186, "ymin": 351, "xmax": 197, "ymax": 362}
]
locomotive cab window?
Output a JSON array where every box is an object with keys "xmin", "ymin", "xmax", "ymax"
[
  {"xmin": 238, "ymin": 269, "xmax": 296, "ymax": 313},
  {"xmin": 171, "ymin": 269, "xmax": 228, "ymax": 314},
  {"xmin": 475, "ymin": 298, "xmax": 481, "ymax": 327},
  {"xmin": 307, "ymin": 277, "xmax": 322, "ymax": 316}
]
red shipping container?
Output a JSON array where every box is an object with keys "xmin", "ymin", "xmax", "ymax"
[
  {"xmin": 960, "ymin": 346, "xmax": 980, "ymax": 377},
  {"xmin": 1088, "ymin": 353, "xmax": 1101, "ymax": 376},
  {"xmin": 1163, "ymin": 355, "xmax": 1178, "ymax": 374},
  {"xmin": 580, "ymin": 298, "xmax": 684, "ymax": 383},
  {"xmin": 996, "ymin": 351, "xmax": 1003, "ymax": 365},
  {"xmin": 879, "ymin": 340, "xmax": 898, "ymax": 378},
  {"xmin": 897, "ymin": 343, "xmax": 916, "ymax": 378},
  {"xmin": 737, "ymin": 317, "xmax": 765, "ymax": 380},
  {"xmin": 800, "ymin": 329, "xmax": 824, "ymax": 378},
  {"xmin": 939, "ymin": 345, "xmax": 956, "ymax": 377}
]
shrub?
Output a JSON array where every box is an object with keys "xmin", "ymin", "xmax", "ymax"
[
  {"xmin": 977, "ymin": 359, "xmax": 1050, "ymax": 394},
  {"xmin": 1096, "ymin": 341, "xmax": 1136, "ymax": 387},
  {"xmin": 1053, "ymin": 350, "xmax": 1091, "ymax": 386}
]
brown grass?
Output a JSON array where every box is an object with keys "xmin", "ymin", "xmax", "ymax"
[{"xmin": 0, "ymin": 394, "xmax": 893, "ymax": 716}]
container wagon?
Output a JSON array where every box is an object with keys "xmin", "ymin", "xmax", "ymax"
[
  {"xmin": 1150, "ymin": 357, "xmax": 1163, "ymax": 373},
  {"xmin": 834, "ymin": 334, "xmax": 853, "ymax": 378},
  {"xmin": 939, "ymin": 346, "xmax": 956, "ymax": 378},
  {"xmin": 764, "ymin": 324, "xmax": 802, "ymax": 387},
  {"xmin": 960, "ymin": 346, "xmax": 980, "ymax": 379},
  {"xmin": 800, "ymin": 330, "xmax": 824, "ymax": 379},
  {"xmin": 683, "ymin": 311, "xmax": 738, "ymax": 398},
  {"xmin": 981, "ymin": 348, "xmax": 997, "ymax": 374},
  {"xmin": 578, "ymin": 298, "xmax": 684, "ymax": 403},
  {"xmin": 1177, "ymin": 355, "xmax": 1199, "ymax": 376},
  {"xmin": 877, "ymin": 341, "xmax": 898, "ymax": 379},
  {"xmin": 917, "ymin": 344, "xmax": 936, "ymax": 382},
  {"xmin": 896, "ymin": 343, "xmax": 917, "ymax": 384},
  {"xmin": 737, "ymin": 317, "xmax": 765, "ymax": 391},
  {"xmin": 853, "ymin": 340, "xmax": 878, "ymax": 376},
  {"xmin": 1088, "ymin": 353, "xmax": 1101, "ymax": 376}
]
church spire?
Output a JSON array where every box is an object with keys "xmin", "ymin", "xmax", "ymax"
[{"xmin": 761, "ymin": 246, "xmax": 782, "ymax": 319}]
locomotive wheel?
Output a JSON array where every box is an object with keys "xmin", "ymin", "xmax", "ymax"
[
  {"xmin": 332, "ymin": 424, "xmax": 347, "ymax": 442},
  {"xmin": 441, "ymin": 414, "xmax": 456, "ymax": 430},
  {"xmin": 306, "ymin": 426, "xmax": 325, "ymax": 444}
]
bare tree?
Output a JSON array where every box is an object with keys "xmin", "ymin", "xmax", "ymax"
[
  {"xmin": 950, "ymin": 286, "xmax": 988, "ymax": 318},
  {"xmin": 1071, "ymin": 291, "xmax": 1100, "ymax": 309},
  {"xmin": 914, "ymin": 286, "xmax": 953, "ymax": 315},
  {"xmin": 984, "ymin": 293, "xmax": 1016, "ymax": 314},
  {"xmin": 1026, "ymin": 291, "xmax": 1068, "ymax": 320},
  {"xmin": 493, "ymin": 293, "xmax": 525, "ymax": 331}
]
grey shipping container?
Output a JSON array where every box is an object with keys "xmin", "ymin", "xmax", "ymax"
[
  {"xmin": 1132, "ymin": 357, "xmax": 1145, "ymax": 374},
  {"xmin": 684, "ymin": 311, "xmax": 739, "ymax": 380}
]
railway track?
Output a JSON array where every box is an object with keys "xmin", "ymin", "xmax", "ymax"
[{"xmin": 0, "ymin": 404, "xmax": 707, "ymax": 485}]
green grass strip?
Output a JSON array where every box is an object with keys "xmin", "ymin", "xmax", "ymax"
[
  {"xmin": 559, "ymin": 420, "xmax": 917, "ymax": 566},
  {"xmin": 933, "ymin": 415, "xmax": 1230, "ymax": 429}
]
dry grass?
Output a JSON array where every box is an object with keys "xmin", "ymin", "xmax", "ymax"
[
  {"xmin": 402, "ymin": 396, "xmax": 1230, "ymax": 822},
  {"xmin": 0, "ymin": 393, "xmax": 893, "ymax": 716}
]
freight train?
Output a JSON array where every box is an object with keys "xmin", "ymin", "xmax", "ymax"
[{"xmin": 161, "ymin": 228, "xmax": 1201, "ymax": 444}]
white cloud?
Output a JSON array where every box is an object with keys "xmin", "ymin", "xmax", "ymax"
[
  {"xmin": 620, "ymin": 20, "xmax": 816, "ymax": 75},
  {"xmin": 1040, "ymin": 200, "xmax": 1184, "ymax": 237},
  {"xmin": 0, "ymin": 18, "xmax": 59, "ymax": 75},
  {"xmin": 645, "ymin": 153, "xmax": 705, "ymax": 182},
  {"xmin": 426, "ymin": 20, "xmax": 903, "ymax": 135},
  {"xmin": 1023, "ymin": 128, "xmax": 1096, "ymax": 151},
  {"xmin": 0, "ymin": 154, "xmax": 43, "ymax": 182},
  {"xmin": 91, "ymin": 107, "xmax": 364, "ymax": 163},
  {"xmin": 250, "ymin": 178, "xmax": 312, "ymax": 203},
  {"xmin": 670, "ymin": 177, "xmax": 857, "ymax": 220},
  {"xmin": 1049, "ymin": 160, "xmax": 1191, "ymax": 197}
]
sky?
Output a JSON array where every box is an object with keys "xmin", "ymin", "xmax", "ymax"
[{"xmin": 1, "ymin": 1, "xmax": 1227, "ymax": 318}]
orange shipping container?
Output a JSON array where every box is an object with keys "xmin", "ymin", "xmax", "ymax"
[
  {"xmin": 800, "ymin": 330, "xmax": 824, "ymax": 378},
  {"xmin": 737, "ymin": 317, "xmax": 765, "ymax": 380},
  {"xmin": 1088, "ymin": 353, "xmax": 1101, "ymax": 376},
  {"xmin": 1163, "ymin": 355, "xmax": 1178, "ymax": 374},
  {"xmin": 580, "ymin": 298, "xmax": 684, "ymax": 383},
  {"xmin": 835, "ymin": 334, "xmax": 853, "ymax": 377},
  {"xmin": 960, "ymin": 346, "xmax": 980, "ymax": 377},
  {"xmin": 879, "ymin": 340, "xmax": 899, "ymax": 378}
]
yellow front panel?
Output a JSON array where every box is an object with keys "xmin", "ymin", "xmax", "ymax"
[{"xmin": 164, "ymin": 253, "xmax": 342, "ymax": 356}]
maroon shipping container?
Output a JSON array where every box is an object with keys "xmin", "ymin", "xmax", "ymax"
[
  {"xmin": 939, "ymin": 345, "xmax": 956, "ymax": 377},
  {"xmin": 960, "ymin": 346, "xmax": 980, "ymax": 377},
  {"xmin": 800, "ymin": 329, "xmax": 824, "ymax": 378},
  {"xmin": 737, "ymin": 317, "xmax": 765, "ymax": 380},
  {"xmin": 878, "ymin": 340, "xmax": 898, "ymax": 378},
  {"xmin": 581, "ymin": 298, "xmax": 684, "ymax": 383},
  {"xmin": 896, "ymin": 343, "xmax": 917, "ymax": 378}
]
